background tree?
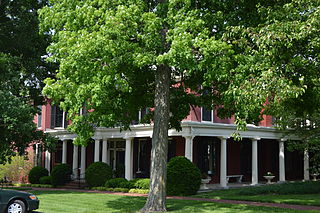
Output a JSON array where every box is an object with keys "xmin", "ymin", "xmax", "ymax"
[
  {"xmin": 39, "ymin": 0, "xmax": 319, "ymax": 212},
  {"xmin": 0, "ymin": 0, "xmax": 55, "ymax": 163}
]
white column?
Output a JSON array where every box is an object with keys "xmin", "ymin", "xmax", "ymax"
[
  {"xmin": 304, "ymin": 149, "xmax": 310, "ymax": 181},
  {"xmin": 35, "ymin": 144, "xmax": 39, "ymax": 166},
  {"xmin": 125, "ymin": 137, "xmax": 134, "ymax": 180},
  {"xmin": 251, "ymin": 138, "xmax": 259, "ymax": 185},
  {"xmin": 72, "ymin": 144, "xmax": 79, "ymax": 179},
  {"xmin": 45, "ymin": 150, "xmax": 51, "ymax": 174},
  {"xmin": 62, "ymin": 140, "xmax": 68, "ymax": 164},
  {"xmin": 80, "ymin": 146, "xmax": 86, "ymax": 179},
  {"xmin": 102, "ymin": 139, "xmax": 108, "ymax": 164},
  {"xmin": 94, "ymin": 139, "xmax": 100, "ymax": 162},
  {"xmin": 184, "ymin": 135, "xmax": 194, "ymax": 162},
  {"xmin": 220, "ymin": 137, "xmax": 228, "ymax": 188},
  {"xmin": 279, "ymin": 140, "xmax": 286, "ymax": 182}
]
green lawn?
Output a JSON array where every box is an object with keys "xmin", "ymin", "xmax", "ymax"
[
  {"xmin": 195, "ymin": 181, "xmax": 320, "ymax": 206},
  {"xmin": 30, "ymin": 190, "xmax": 314, "ymax": 213}
]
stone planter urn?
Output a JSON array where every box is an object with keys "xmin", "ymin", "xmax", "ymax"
[
  {"xmin": 263, "ymin": 175, "xmax": 275, "ymax": 184},
  {"xmin": 200, "ymin": 178, "xmax": 211, "ymax": 190},
  {"xmin": 311, "ymin": 173, "xmax": 318, "ymax": 181}
]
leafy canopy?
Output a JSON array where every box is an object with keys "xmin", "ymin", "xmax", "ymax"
[
  {"xmin": 0, "ymin": 0, "xmax": 55, "ymax": 163},
  {"xmin": 39, "ymin": 0, "xmax": 319, "ymax": 144}
]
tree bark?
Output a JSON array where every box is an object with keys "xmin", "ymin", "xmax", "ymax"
[{"xmin": 141, "ymin": 64, "xmax": 170, "ymax": 213}]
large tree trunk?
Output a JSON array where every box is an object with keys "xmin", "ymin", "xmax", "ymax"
[{"xmin": 141, "ymin": 64, "xmax": 170, "ymax": 213}]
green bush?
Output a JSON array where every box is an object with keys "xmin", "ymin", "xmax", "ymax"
[
  {"xmin": 167, "ymin": 156, "xmax": 201, "ymax": 196},
  {"xmin": 39, "ymin": 176, "xmax": 52, "ymax": 185},
  {"xmin": 129, "ymin": 188, "xmax": 149, "ymax": 194},
  {"xmin": 28, "ymin": 166, "xmax": 49, "ymax": 184},
  {"xmin": 134, "ymin": 178, "xmax": 150, "ymax": 189},
  {"xmin": 51, "ymin": 164, "xmax": 72, "ymax": 186},
  {"xmin": 105, "ymin": 178, "xmax": 128, "ymax": 188},
  {"xmin": 238, "ymin": 181, "xmax": 320, "ymax": 195},
  {"xmin": 85, "ymin": 162, "xmax": 113, "ymax": 187}
]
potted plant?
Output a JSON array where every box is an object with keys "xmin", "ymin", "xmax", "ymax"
[{"xmin": 263, "ymin": 172, "xmax": 275, "ymax": 184}]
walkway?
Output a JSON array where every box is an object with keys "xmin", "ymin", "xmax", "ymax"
[{"xmin": 27, "ymin": 187, "xmax": 320, "ymax": 211}]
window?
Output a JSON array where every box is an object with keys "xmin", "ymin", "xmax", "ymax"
[
  {"xmin": 51, "ymin": 105, "xmax": 67, "ymax": 128},
  {"xmin": 202, "ymin": 107, "xmax": 212, "ymax": 122},
  {"xmin": 131, "ymin": 108, "xmax": 149, "ymax": 125},
  {"xmin": 37, "ymin": 106, "xmax": 42, "ymax": 128}
]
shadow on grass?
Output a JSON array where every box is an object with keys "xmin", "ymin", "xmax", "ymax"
[{"xmin": 27, "ymin": 190, "xmax": 304, "ymax": 213}]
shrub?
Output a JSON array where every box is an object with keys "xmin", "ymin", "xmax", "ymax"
[
  {"xmin": 39, "ymin": 176, "xmax": 52, "ymax": 185},
  {"xmin": 85, "ymin": 162, "xmax": 113, "ymax": 187},
  {"xmin": 134, "ymin": 178, "xmax": 150, "ymax": 189},
  {"xmin": 105, "ymin": 178, "xmax": 128, "ymax": 188},
  {"xmin": 167, "ymin": 156, "xmax": 201, "ymax": 196},
  {"xmin": 28, "ymin": 166, "xmax": 49, "ymax": 184},
  {"xmin": 129, "ymin": 188, "xmax": 149, "ymax": 194},
  {"xmin": 238, "ymin": 181, "xmax": 320, "ymax": 195},
  {"xmin": 51, "ymin": 164, "xmax": 72, "ymax": 186}
]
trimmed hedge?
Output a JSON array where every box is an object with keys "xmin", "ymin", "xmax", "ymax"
[
  {"xmin": 167, "ymin": 156, "xmax": 201, "ymax": 196},
  {"xmin": 28, "ymin": 166, "xmax": 49, "ymax": 184},
  {"xmin": 85, "ymin": 162, "xmax": 113, "ymax": 187},
  {"xmin": 39, "ymin": 176, "xmax": 52, "ymax": 185},
  {"xmin": 238, "ymin": 181, "xmax": 320, "ymax": 195},
  {"xmin": 51, "ymin": 164, "xmax": 72, "ymax": 186}
]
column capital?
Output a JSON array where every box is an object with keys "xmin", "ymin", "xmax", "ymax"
[
  {"xmin": 250, "ymin": 137, "xmax": 261, "ymax": 142},
  {"xmin": 218, "ymin": 136, "xmax": 229, "ymax": 141},
  {"xmin": 182, "ymin": 135, "xmax": 195, "ymax": 140},
  {"xmin": 123, "ymin": 136, "xmax": 134, "ymax": 141},
  {"xmin": 102, "ymin": 137, "xmax": 109, "ymax": 142},
  {"xmin": 280, "ymin": 138, "xmax": 287, "ymax": 142}
]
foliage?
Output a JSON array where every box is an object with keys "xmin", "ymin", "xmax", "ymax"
[
  {"xmin": 105, "ymin": 178, "xmax": 129, "ymax": 188},
  {"xmin": 39, "ymin": 176, "xmax": 52, "ymax": 185},
  {"xmin": 85, "ymin": 162, "xmax": 113, "ymax": 187},
  {"xmin": 0, "ymin": 0, "xmax": 55, "ymax": 163},
  {"xmin": 133, "ymin": 178, "xmax": 150, "ymax": 190},
  {"xmin": 28, "ymin": 166, "xmax": 49, "ymax": 184},
  {"xmin": 238, "ymin": 181, "xmax": 320, "ymax": 196},
  {"xmin": 0, "ymin": 155, "xmax": 33, "ymax": 183},
  {"xmin": 167, "ymin": 156, "xmax": 201, "ymax": 196},
  {"xmin": 129, "ymin": 188, "xmax": 149, "ymax": 194},
  {"xmin": 50, "ymin": 164, "xmax": 72, "ymax": 186},
  {"xmin": 39, "ymin": 0, "xmax": 320, "ymax": 211}
]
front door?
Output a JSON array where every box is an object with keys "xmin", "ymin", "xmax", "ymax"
[{"xmin": 109, "ymin": 141, "xmax": 125, "ymax": 177}]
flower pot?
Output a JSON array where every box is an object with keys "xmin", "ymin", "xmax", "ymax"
[
  {"xmin": 200, "ymin": 178, "xmax": 211, "ymax": 190},
  {"xmin": 263, "ymin": 175, "xmax": 275, "ymax": 184}
]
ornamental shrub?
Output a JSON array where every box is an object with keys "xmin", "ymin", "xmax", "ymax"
[
  {"xmin": 85, "ymin": 162, "xmax": 113, "ymax": 187},
  {"xmin": 134, "ymin": 178, "xmax": 150, "ymax": 189},
  {"xmin": 167, "ymin": 156, "xmax": 201, "ymax": 196},
  {"xmin": 28, "ymin": 166, "xmax": 49, "ymax": 184},
  {"xmin": 39, "ymin": 176, "xmax": 52, "ymax": 185},
  {"xmin": 51, "ymin": 164, "xmax": 72, "ymax": 187},
  {"xmin": 105, "ymin": 178, "xmax": 128, "ymax": 188}
]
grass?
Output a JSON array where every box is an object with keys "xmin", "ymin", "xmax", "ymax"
[
  {"xmin": 27, "ymin": 190, "xmax": 313, "ymax": 213},
  {"xmin": 195, "ymin": 181, "xmax": 320, "ymax": 206}
]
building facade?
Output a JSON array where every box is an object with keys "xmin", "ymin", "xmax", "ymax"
[{"xmin": 35, "ymin": 103, "xmax": 310, "ymax": 188}]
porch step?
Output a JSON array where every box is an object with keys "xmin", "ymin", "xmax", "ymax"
[{"xmin": 63, "ymin": 180, "xmax": 88, "ymax": 189}]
